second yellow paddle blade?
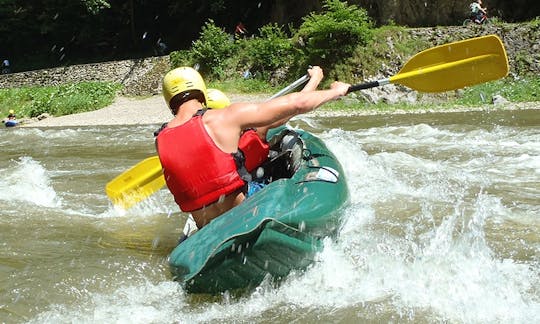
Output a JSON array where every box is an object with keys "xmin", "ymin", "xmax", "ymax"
[
  {"xmin": 392, "ymin": 34, "xmax": 509, "ymax": 92},
  {"xmin": 105, "ymin": 156, "xmax": 165, "ymax": 209}
]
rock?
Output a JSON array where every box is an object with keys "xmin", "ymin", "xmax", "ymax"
[
  {"xmin": 492, "ymin": 94, "xmax": 510, "ymax": 105},
  {"xmin": 37, "ymin": 113, "xmax": 51, "ymax": 120}
]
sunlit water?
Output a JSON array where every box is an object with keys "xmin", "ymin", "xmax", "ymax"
[{"xmin": 0, "ymin": 109, "xmax": 539, "ymax": 323}]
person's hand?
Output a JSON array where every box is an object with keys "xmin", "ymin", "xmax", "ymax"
[
  {"xmin": 330, "ymin": 81, "xmax": 351, "ymax": 97},
  {"xmin": 307, "ymin": 66, "xmax": 323, "ymax": 83}
]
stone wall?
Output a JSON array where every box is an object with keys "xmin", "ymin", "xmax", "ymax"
[
  {"xmin": 0, "ymin": 56, "xmax": 171, "ymax": 96},
  {"xmin": 407, "ymin": 24, "xmax": 540, "ymax": 76}
]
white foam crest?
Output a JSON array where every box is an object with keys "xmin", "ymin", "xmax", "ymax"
[
  {"xmin": 0, "ymin": 156, "xmax": 61, "ymax": 207},
  {"xmin": 323, "ymin": 129, "xmax": 471, "ymax": 206},
  {"xmin": 357, "ymin": 123, "xmax": 451, "ymax": 146},
  {"xmin": 29, "ymin": 281, "xmax": 188, "ymax": 324},
  {"xmin": 317, "ymin": 128, "xmax": 540, "ymax": 322},
  {"xmin": 235, "ymin": 193, "xmax": 539, "ymax": 323},
  {"xmin": 98, "ymin": 190, "xmax": 177, "ymax": 219}
]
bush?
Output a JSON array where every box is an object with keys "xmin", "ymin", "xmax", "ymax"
[
  {"xmin": 190, "ymin": 19, "xmax": 236, "ymax": 79},
  {"xmin": 237, "ymin": 24, "xmax": 296, "ymax": 78},
  {"xmin": 169, "ymin": 50, "xmax": 193, "ymax": 69},
  {"xmin": 295, "ymin": 0, "xmax": 373, "ymax": 68},
  {"xmin": 0, "ymin": 82, "xmax": 121, "ymax": 118}
]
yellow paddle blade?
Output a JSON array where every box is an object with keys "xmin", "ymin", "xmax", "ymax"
[
  {"xmin": 105, "ymin": 156, "xmax": 165, "ymax": 209},
  {"xmin": 391, "ymin": 34, "xmax": 509, "ymax": 92}
]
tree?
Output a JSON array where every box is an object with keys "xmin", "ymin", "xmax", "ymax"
[{"xmin": 81, "ymin": 0, "xmax": 110, "ymax": 14}]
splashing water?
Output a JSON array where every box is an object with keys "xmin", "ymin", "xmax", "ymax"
[{"xmin": 0, "ymin": 156, "xmax": 61, "ymax": 208}]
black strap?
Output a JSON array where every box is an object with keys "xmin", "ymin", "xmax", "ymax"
[
  {"xmin": 153, "ymin": 109, "xmax": 207, "ymax": 137},
  {"xmin": 232, "ymin": 149, "xmax": 252, "ymax": 182},
  {"xmin": 153, "ymin": 122, "xmax": 168, "ymax": 137},
  {"xmin": 194, "ymin": 109, "xmax": 207, "ymax": 117}
]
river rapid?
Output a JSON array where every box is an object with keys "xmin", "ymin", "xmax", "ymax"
[{"xmin": 0, "ymin": 108, "xmax": 539, "ymax": 323}]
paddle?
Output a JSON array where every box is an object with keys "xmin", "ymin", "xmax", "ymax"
[
  {"xmin": 106, "ymin": 74, "xmax": 312, "ymax": 209},
  {"xmin": 106, "ymin": 34, "xmax": 508, "ymax": 209},
  {"xmin": 106, "ymin": 155, "xmax": 165, "ymax": 209},
  {"xmin": 348, "ymin": 34, "xmax": 508, "ymax": 93}
]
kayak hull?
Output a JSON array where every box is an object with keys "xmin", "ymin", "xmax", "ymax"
[{"xmin": 169, "ymin": 127, "xmax": 349, "ymax": 293}]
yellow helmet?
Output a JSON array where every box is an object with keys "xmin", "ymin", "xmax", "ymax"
[
  {"xmin": 206, "ymin": 89, "xmax": 231, "ymax": 109},
  {"xmin": 162, "ymin": 67, "xmax": 208, "ymax": 114},
  {"xmin": 9, "ymin": 109, "xmax": 14, "ymax": 114}
]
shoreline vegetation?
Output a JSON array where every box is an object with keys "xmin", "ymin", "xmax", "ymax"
[
  {"xmin": 4, "ymin": 74, "xmax": 540, "ymax": 127},
  {"xmin": 1, "ymin": 1, "xmax": 539, "ymax": 127}
]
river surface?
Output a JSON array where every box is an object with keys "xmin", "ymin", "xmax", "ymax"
[{"xmin": 1, "ymin": 109, "xmax": 539, "ymax": 323}]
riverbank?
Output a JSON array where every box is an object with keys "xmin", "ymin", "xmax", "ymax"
[
  {"xmin": 18, "ymin": 94, "xmax": 540, "ymax": 128},
  {"xmin": 18, "ymin": 93, "xmax": 264, "ymax": 128}
]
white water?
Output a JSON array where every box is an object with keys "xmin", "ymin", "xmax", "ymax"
[{"xmin": 1, "ymin": 111, "xmax": 539, "ymax": 323}]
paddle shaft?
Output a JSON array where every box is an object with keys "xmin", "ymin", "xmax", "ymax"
[{"xmin": 269, "ymin": 74, "xmax": 311, "ymax": 99}]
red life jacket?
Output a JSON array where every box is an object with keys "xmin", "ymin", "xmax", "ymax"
[
  {"xmin": 155, "ymin": 114, "xmax": 270, "ymax": 212},
  {"xmin": 239, "ymin": 129, "xmax": 270, "ymax": 172},
  {"xmin": 156, "ymin": 114, "xmax": 246, "ymax": 212}
]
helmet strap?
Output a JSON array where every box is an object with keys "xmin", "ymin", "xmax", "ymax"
[{"xmin": 169, "ymin": 91, "xmax": 205, "ymax": 115}]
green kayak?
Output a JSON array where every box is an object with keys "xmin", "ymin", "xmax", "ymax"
[{"xmin": 168, "ymin": 127, "xmax": 349, "ymax": 294}]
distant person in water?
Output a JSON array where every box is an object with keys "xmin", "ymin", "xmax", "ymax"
[{"xmin": 2, "ymin": 109, "xmax": 18, "ymax": 127}]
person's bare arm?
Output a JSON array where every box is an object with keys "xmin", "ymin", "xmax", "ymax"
[
  {"xmin": 205, "ymin": 68, "xmax": 349, "ymax": 151},
  {"xmin": 250, "ymin": 66, "xmax": 327, "ymax": 139},
  {"xmin": 301, "ymin": 66, "xmax": 324, "ymax": 92},
  {"xmin": 232, "ymin": 81, "xmax": 349, "ymax": 130}
]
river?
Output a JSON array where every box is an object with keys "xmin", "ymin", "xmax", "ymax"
[{"xmin": 1, "ymin": 108, "xmax": 539, "ymax": 323}]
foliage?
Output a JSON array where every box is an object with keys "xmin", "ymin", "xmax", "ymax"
[
  {"xmin": 456, "ymin": 76, "xmax": 540, "ymax": 105},
  {"xmin": 208, "ymin": 78, "xmax": 278, "ymax": 94},
  {"xmin": 236, "ymin": 24, "xmax": 296, "ymax": 77},
  {"xmin": 530, "ymin": 16, "xmax": 540, "ymax": 30},
  {"xmin": 169, "ymin": 50, "xmax": 193, "ymax": 69},
  {"xmin": 189, "ymin": 19, "xmax": 236, "ymax": 79},
  {"xmin": 82, "ymin": 0, "xmax": 111, "ymax": 14},
  {"xmin": 331, "ymin": 26, "xmax": 429, "ymax": 83},
  {"xmin": 295, "ymin": 0, "xmax": 373, "ymax": 68},
  {"xmin": 0, "ymin": 82, "xmax": 121, "ymax": 118}
]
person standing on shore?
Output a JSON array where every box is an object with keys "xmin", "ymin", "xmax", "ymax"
[
  {"xmin": 1, "ymin": 59, "xmax": 10, "ymax": 74},
  {"xmin": 155, "ymin": 66, "xmax": 350, "ymax": 229}
]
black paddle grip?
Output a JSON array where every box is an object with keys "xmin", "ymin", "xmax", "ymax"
[{"xmin": 347, "ymin": 81, "xmax": 380, "ymax": 93}]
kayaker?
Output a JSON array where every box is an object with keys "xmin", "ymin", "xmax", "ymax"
[
  {"xmin": 156, "ymin": 66, "xmax": 350, "ymax": 230},
  {"xmin": 176, "ymin": 87, "xmax": 271, "ymax": 240}
]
